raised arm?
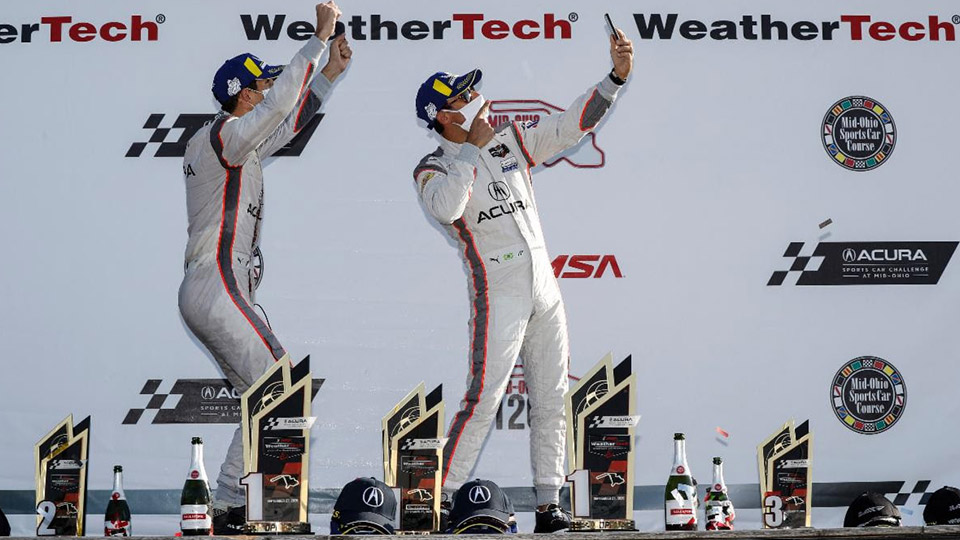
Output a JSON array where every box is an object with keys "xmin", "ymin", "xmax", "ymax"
[
  {"xmin": 510, "ymin": 29, "xmax": 634, "ymax": 168},
  {"xmin": 257, "ymin": 34, "xmax": 352, "ymax": 158},
  {"xmin": 218, "ymin": 2, "xmax": 341, "ymax": 166}
]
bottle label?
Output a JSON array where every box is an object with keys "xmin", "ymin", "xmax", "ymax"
[
  {"xmin": 675, "ymin": 465, "xmax": 685, "ymax": 474},
  {"xmin": 665, "ymin": 500, "xmax": 696, "ymax": 526},
  {"xmin": 190, "ymin": 470, "xmax": 199, "ymax": 479},
  {"xmin": 180, "ymin": 504, "xmax": 211, "ymax": 530},
  {"xmin": 104, "ymin": 521, "xmax": 130, "ymax": 536}
]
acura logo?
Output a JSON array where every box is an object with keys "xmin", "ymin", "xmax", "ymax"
[
  {"xmin": 842, "ymin": 248, "xmax": 856, "ymax": 262},
  {"xmin": 362, "ymin": 486, "xmax": 384, "ymax": 508},
  {"xmin": 201, "ymin": 386, "xmax": 216, "ymax": 400},
  {"xmin": 488, "ymin": 181, "xmax": 511, "ymax": 201},
  {"xmin": 468, "ymin": 485, "xmax": 491, "ymax": 504}
]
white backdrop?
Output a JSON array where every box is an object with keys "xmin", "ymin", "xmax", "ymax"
[{"xmin": 2, "ymin": 0, "xmax": 959, "ymax": 534}]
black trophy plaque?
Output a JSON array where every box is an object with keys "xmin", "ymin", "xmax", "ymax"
[
  {"xmin": 240, "ymin": 355, "xmax": 318, "ymax": 534},
  {"xmin": 565, "ymin": 355, "xmax": 638, "ymax": 531},
  {"xmin": 383, "ymin": 383, "xmax": 444, "ymax": 533},
  {"xmin": 35, "ymin": 415, "xmax": 90, "ymax": 536}
]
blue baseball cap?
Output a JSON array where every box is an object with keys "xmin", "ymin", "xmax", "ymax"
[
  {"xmin": 415, "ymin": 69, "xmax": 482, "ymax": 129},
  {"xmin": 212, "ymin": 53, "xmax": 284, "ymax": 105}
]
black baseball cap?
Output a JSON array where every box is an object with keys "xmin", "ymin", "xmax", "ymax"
[
  {"xmin": 0, "ymin": 504, "xmax": 9, "ymax": 536},
  {"xmin": 331, "ymin": 477, "xmax": 397, "ymax": 535},
  {"xmin": 924, "ymin": 486, "xmax": 960, "ymax": 525},
  {"xmin": 844, "ymin": 492, "xmax": 902, "ymax": 528},
  {"xmin": 449, "ymin": 479, "xmax": 513, "ymax": 534}
]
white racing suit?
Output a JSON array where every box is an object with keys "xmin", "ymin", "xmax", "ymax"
[
  {"xmin": 414, "ymin": 75, "xmax": 622, "ymax": 505},
  {"xmin": 178, "ymin": 36, "xmax": 332, "ymax": 507}
]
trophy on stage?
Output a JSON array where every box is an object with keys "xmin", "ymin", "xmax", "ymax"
[
  {"xmin": 382, "ymin": 383, "xmax": 445, "ymax": 533},
  {"xmin": 240, "ymin": 355, "xmax": 320, "ymax": 534},
  {"xmin": 564, "ymin": 354, "xmax": 639, "ymax": 532},
  {"xmin": 758, "ymin": 419, "xmax": 812, "ymax": 529},
  {"xmin": 35, "ymin": 415, "xmax": 90, "ymax": 536}
]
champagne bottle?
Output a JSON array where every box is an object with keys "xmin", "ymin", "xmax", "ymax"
[
  {"xmin": 180, "ymin": 437, "xmax": 212, "ymax": 536},
  {"xmin": 704, "ymin": 457, "xmax": 735, "ymax": 530},
  {"xmin": 664, "ymin": 433, "xmax": 697, "ymax": 531},
  {"xmin": 104, "ymin": 465, "xmax": 132, "ymax": 536}
]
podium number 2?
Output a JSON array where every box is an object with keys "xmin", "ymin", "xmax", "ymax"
[
  {"xmin": 763, "ymin": 495, "xmax": 784, "ymax": 528},
  {"xmin": 36, "ymin": 500, "xmax": 56, "ymax": 536}
]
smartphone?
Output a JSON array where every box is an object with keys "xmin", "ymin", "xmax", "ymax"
[{"xmin": 604, "ymin": 13, "xmax": 619, "ymax": 39}]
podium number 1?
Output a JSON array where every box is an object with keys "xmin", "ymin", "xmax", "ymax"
[
  {"xmin": 763, "ymin": 495, "xmax": 784, "ymax": 527},
  {"xmin": 36, "ymin": 501, "xmax": 57, "ymax": 536},
  {"xmin": 240, "ymin": 473, "xmax": 264, "ymax": 521}
]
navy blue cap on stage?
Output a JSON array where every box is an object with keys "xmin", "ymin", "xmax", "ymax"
[
  {"xmin": 331, "ymin": 477, "xmax": 397, "ymax": 535},
  {"xmin": 449, "ymin": 478, "xmax": 513, "ymax": 534}
]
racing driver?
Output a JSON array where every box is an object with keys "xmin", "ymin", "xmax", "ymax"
[
  {"xmin": 178, "ymin": 2, "xmax": 350, "ymax": 533},
  {"xmin": 412, "ymin": 26, "xmax": 634, "ymax": 533}
]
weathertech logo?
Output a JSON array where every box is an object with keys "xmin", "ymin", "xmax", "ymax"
[
  {"xmin": 242, "ymin": 13, "xmax": 575, "ymax": 41},
  {"xmin": 632, "ymin": 14, "xmax": 959, "ymax": 41},
  {"xmin": 490, "ymin": 100, "xmax": 605, "ymax": 168},
  {"xmin": 125, "ymin": 113, "xmax": 323, "ymax": 158},
  {"xmin": 0, "ymin": 14, "xmax": 163, "ymax": 43},
  {"xmin": 768, "ymin": 241, "xmax": 957, "ymax": 286},
  {"xmin": 552, "ymin": 255, "xmax": 623, "ymax": 279}
]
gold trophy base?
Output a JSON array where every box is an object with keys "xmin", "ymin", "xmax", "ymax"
[
  {"xmin": 569, "ymin": 519, "xmax": 637, "ymax": 532},
  {"xmin": 243, "ymin": 521, "xmax": 312, "ymax": 535}
]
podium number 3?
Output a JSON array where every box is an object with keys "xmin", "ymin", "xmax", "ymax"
[
  {"xmin": 36, "ymin": 500, "xmax": 57, "ymax": 536},
  {"xmin": 763, "ymin": 495, "xmax": 784, "ymax": 528}
]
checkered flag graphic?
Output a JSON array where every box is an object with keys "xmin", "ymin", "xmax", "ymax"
[
  {"xmin": 399, "ymin": 440, "xmax": 416, "ymax": 451},
  {"xmin": 126, "ymin": 112, "xmax": 325, "ymax": 158},
  {"xmin": 125, "ymin": 114, "xmax": 214, "ymax": 158},
  {"xmin": 587, "ymin": 417, "xmax": 603, "ymax": 429},
  {"xmin": 767, "ymin": 242, "xmax": 826, "ymax": 286},
  {"xmin": 122, "ymin": 379, "xmax": 184, "ymax": 424},
  {"xmin": 887, "ymin": 480, "xmax": 934, "ymax": 508},
  {"xmin": 263, "ymin": 418, "xmax": 282, "ymax": 430}
]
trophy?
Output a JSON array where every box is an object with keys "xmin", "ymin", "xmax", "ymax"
[
  {"xmin": 239, "ymin": 355, "xmax": 320, "ymax": 534},
  {"xmin": 35, "ymin": 415, "xmax": 90, "ymax": 536},
  {"xmin": 564, "ymin": 354, "xmax": 639, "ymax": 531},
  {"xmin": 382, "ymin": 383, "xmax": 445, "ymax": 533},
  {"xmin": 758, "ymin": 419, "xmax": 812, "ymax": 529}
]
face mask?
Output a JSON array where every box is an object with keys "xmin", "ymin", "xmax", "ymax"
[
  {"xmin": 246, "ymin": 86, "xmax": 270, "ymax": 105},
  {"xmin": 451, "ymin": 94, "xmax": 485, "ymax": 130}
]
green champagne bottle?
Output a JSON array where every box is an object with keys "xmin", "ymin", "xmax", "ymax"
[
  {"xmin": 664, "ymin": 433, "xmax": 697, "ymax": 531},
  {"xmin": 180, "ymin": 437, "xmax": 212, "ymax": 536},
  {"xmin": 704, "ymin": 457, "xmax": 735, "ymax": 530},
  {"xmin": 103, "ymin": 465, "xmax": 131, "ymax": 536}
]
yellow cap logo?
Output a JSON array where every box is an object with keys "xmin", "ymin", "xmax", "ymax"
[
  {"xmin": 244, "ymin": 57, "xmax": 263, "ymax": 77},
  {"xmin": 432, "ymin": 79, "xmax": 452, "ymax": 97}
]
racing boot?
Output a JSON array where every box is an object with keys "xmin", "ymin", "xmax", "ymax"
[
  {"xmin": 212, "ymin": 505, "xmax": 246, "ymax": 536},
  {"xmin": 534, "ymin": 504, "xmax": 570, "ymax": 533}
]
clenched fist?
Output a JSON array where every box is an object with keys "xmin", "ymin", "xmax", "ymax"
[{"xmin": 314, "ymin": 1, "xmax": 342, "ymax": 41}]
